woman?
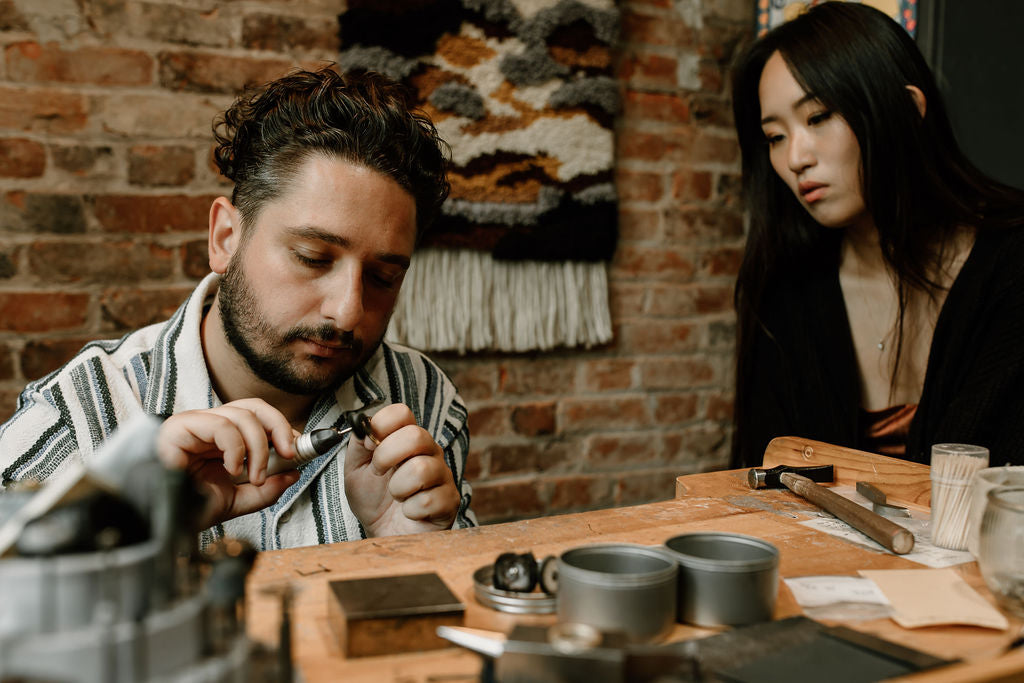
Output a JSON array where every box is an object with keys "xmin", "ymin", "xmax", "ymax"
[{"xmin": 730, "ymin": 2, "xmax": 1024, "ymax": 468}]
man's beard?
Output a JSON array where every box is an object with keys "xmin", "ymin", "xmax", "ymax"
[{"xmin": 218, "ymin": 259, "xmax": 379, "ymax": 396}]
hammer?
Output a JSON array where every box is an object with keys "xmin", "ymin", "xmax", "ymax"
[{"xmin": 747, "ymin": 464, "xmax": 915, "ymax": 555}]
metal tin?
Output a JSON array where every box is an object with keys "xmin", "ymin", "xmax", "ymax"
[
  {"xmin": 473, "ymin": 565, "xmax": 556, "ymax": 614},
  {"xmin": 664, "ymin": 532, "xmax": 779, "ymax": 627},
  {"xmin": 557, "ymin": 543, "xmax": 677, "ymax": 642}
]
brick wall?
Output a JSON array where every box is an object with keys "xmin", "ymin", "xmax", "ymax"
[{"xmin": 0, "ymin": 0, "xmax": 753, "ymax": 524}]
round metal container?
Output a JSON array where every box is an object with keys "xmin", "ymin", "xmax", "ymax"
[
  {"xmin": 664, "ymin": 532, "xmax": 779, "ymax": 627},
  {"xmin": 473, "ymin": 564, "xmax": 556, "ymax": 614},
  {"xmin": 557, "ymin": 543, "xmax": 677, "ymax": 642}
]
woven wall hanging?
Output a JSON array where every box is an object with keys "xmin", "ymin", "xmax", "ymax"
[{"xmin": 339, "ymin": 0, "xmax": 620, "ymax": 353}]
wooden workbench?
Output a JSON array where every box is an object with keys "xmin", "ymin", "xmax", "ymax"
[{"xmin": 245, "ymin": 466, "xmax": 1023, "ymax": 682}]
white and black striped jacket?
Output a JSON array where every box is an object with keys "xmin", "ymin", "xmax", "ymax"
[{"xmin": 0, "ymin": 274, "xmax": 475, "ymax": 550}]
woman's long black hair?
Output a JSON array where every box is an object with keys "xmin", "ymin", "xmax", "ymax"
[{"xmin": 730, "ymin": 2, "xmax": 1024, "ymax": 467}]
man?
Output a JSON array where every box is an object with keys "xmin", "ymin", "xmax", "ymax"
[{"xmin": 0, "ymin": 67, "xmax": 475, "ymax": 550}]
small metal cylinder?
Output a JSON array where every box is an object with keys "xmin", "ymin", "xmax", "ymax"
[
  {"xmin": 556, "ymin": 543, "xmax": 677, "ymax": 642},
  {"xmin": 664, "ymin": 532, "xmax": 779, "ymax": 627}
]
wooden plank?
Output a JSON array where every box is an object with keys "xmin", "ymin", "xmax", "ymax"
[
  {"xmin": 761, "ymin": 436, "xmax": 932, "ymax": 508},
  {"xmin": 246, "ymin": 469, "xmax": 1020, "ymax": 682}
]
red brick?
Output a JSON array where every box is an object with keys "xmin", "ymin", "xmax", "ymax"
[
  {"xmin": 0, "ymin": 87, "xmax": 87, "ymax": 133},
  {"xmin": 623, "ymin": 90, "xmax": 690, "ymax": 123},
  {"xmin": 20, "ymin": 337, "xmax": 96, "ymax": 380},
  {"xmin": 618, "ymin": 321, "xmax": 697, "ymax": 353},
  {"xmin": 617, "ymin": 128, "xmax": 690, "ymax": 162},
  {"xmin": 95, "ymin": 94, "xmax": 226, "ymax": 139},
  {"xmin": 27, "ymin": 241, "xmax": 176, "ymax": 283},
  {"xmin": 695, "ymin": 284, "xmax": 734, "ymax": 313},
  {"xmin": 716, "ymin": 173, "xmax": 743, "ymax": 206},
  {"xmin": 1, "ymin": 1, "xmax": 30, "ymax": 31},
  {"xmin": 0, "ymin": 138, "xmax": 45, "ymax": 178},
  {"xmin": 581, "ymin": 359, "xmax": 635, "ymax": 392},
  {"xmin": 698, "ymin": 58, "xmax": 724, "ymax": 93},
  {"xmin": 699, "ymin": 246, "xmax": 744, "ymax": 277},
  {"xmin": 5, "ymin": 42, "xmax": 152, "ymax": 86},
  {"xmin": 183, "ymin": 240, "xmax": 211, "ymax": 279},
  {"xmin": 464, "ymin": 446, "xmax": 485, "ymax": 481},
  {"xmin": 0, "ymin": 249, "xmax": 16, "ymax": 279},
  {"xmin": 51, "ymin": 145, "xmax": 116, "ymax": 177},
  {"xmin": 615, "ymin": 470, "xmax": 678, "ymax": 506},
  {"xmin": 499, "ymin": 359, "xmax": 576, "ymax": 396},
  {"xmin": 622, "ymin": 10, "xmax": 694, "ymax": 47},
  {"xmin": 0, "ymin": 342, "xmax": 15, "ymax": 380},
  {"xmin": 0, "ymin": 292, "xmax": 90, "ymax": 332},
  {"xmin": 654, "ymin": 393, "xmax": 699, "ymax": 423},
  {"xmin": 665, "ymin": 423, "xmax": 729, "ymax": 464},
  {"xmin": 640, "ymin": 357, "xmax": 717, "ymax": 389},
  {"xmin": 608, "ymin": 282, "xmax": 646, "ymax": 319},
  {"xmin": 585, "ymin": 433, "xmax": 660, "ymax": 469},
  {"xmin": 706, "ymin": 393, "xmax": 734, "ymax": 421},
  {"xmin": 617, "ymin": 52, "xmax": 679, "ymax": 89},
  {"xmin": 708, "ymin": 320, "xmax": 736, "ymax": 349},
  {"xmin": 691, "ymin": 131, "xmax": 739, "ymax": 164},
  {"xmin": 560, "ymin": 396, "xmax": 648, "ymax": 432},
  {"xmin": 617, "ymin": 207, "xmax": 659, "ymax": 241},
  {"xmin": 511, "ymin": 401, "xmax": 556, "ymax": 436},
  {"xmin": 436, "ymin": 360, "xmax": 497, "ymax": 402},
  {"xmin": 3, "ymin": 192, "xmax": 87, "ymax": 234},
  {"xmin": 86, "ymin": 2, "xmax": 234, "ymax": 48},
  {"xmin": 467, "ymin": 404, "xmax": 511, "ymax": 437},
  {"xmin": 690, "ymin": 94, "xmax": 734, "ymax": 128},
  {"xmin": 489, "ymin": 442, "xmax": 570, "ymax": 476},
  {"xmin": 671, "ymin": 169, "xmax": 713, "ymax": 201},
  {"xmin": 471, "ymin": 480, "xmax": 545, "ymax": 524},
  {"xmin": 615, "ymin": 169, "xmax": 663, "ymax": 202},
  {"xmin": 158, "ymin": 52, "xmax": 294, "ymax": 94},
  {"xmin": 0, "ymin": 387, "xmax": 20, "ymax": 424},
  {"xmin": 646, "ymin": 284, "xmax": 697, "ymax": 317},
  {"xmin": 612, "ymin": 246, "xmax": 695, "ymax": 280},
  {"xmin": 549, "ymin": 475, "xmax": 616, "ymax": 513},
  {"xmin": 92, "ymin": 195, "xmax": 215, "ymax": 233},
  {"xmin": 242, "ymin": 13, "xmax": 339, "ymax": 52},
  {"xmin": 128, "ymin": 146, "xmax": 195, "ymax": 187},
  {"xmin": 100, "ymin": 287, "xmax": 192, "ymax": 331},
  {"xmin": 663, "ymin": 207, "xmax": 744, "ymax": 243}
]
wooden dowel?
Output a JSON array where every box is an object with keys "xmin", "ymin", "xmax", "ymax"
[{"xmin": 780, "ymin": 472, "xmax": 915, "ymax": 555}]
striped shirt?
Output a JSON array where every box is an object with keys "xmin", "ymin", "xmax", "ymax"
[{"xmin": 0, "ymin": 274, "xmax": 475, "ymax": 550}]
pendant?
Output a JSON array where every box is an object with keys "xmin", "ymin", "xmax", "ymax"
[{"xmin": 877, "ymin": 340, "xmax": 885, "ymax": 351}]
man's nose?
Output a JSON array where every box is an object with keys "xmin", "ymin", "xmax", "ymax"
[{"xmin": 322, "ymin": 266, "xmax": 364, "ymax": 331}]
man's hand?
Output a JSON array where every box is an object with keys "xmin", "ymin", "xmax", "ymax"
[
  {"xmin": 344, "ymin": 403, "xmax": 460, "ymax": 537},
  {"xmin": 157, "ymin": 398, "xmax": 301, "ymax": 529}
]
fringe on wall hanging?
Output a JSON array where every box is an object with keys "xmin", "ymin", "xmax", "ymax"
[
  {"xmin": 386, "ymin": 248, "xmax": 612, "ymax": 353},
  {"xmin": 339, "ymin": 0, "xmax": 620, "ymax": 353}
]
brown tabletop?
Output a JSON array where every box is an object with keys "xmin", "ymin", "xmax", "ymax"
[{"xmin": 245, "ymin": 467, "xmax": 1022, "ymax": 682}]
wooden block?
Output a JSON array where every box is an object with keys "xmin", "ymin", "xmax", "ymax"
[{"xmin": 327, "ymin": 572, "xmax": 464, "ymax": 658}]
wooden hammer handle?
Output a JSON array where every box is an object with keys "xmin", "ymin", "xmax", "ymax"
[{"xmin": 781, "ymin": 472, "xmax": 915, "ymax": 555}]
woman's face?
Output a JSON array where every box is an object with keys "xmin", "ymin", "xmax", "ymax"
[{"xmin": 758, "ymin": 51, "xmax": 871, "ymax": 232}]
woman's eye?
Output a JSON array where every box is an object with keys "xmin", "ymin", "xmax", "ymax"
[
  {"xmin": 763, "ymin": 132, "xmax": 784, "ymax": 146},
  {"xmin": 808, "ymin": 111, "xmax": 832, "ymax": 126}
]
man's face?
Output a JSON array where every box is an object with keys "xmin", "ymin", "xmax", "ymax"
[{"xmin": 218, "ymin": 156, "xmax": 416, "ymax": 395}]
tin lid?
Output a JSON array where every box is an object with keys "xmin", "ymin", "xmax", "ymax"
[
  {"xmin": 557, "ymin": 543, "xmax": 678, "ymax": 589},
  {"xmin": 664, "ymin": 532, "xmax": 779, "ymax": 574},
  {"xmin": 472, "ymin": 565, "xmax": 557, "ymax": 614}
]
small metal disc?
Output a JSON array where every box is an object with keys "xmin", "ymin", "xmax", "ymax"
[{"xmin": 472, "ymin": 565, "xmax": 556, "ymax": 614}]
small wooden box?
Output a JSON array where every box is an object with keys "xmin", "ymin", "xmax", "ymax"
[{"xmin": 327, "ymin": 572, "xmax": 464, "ymax": 657}]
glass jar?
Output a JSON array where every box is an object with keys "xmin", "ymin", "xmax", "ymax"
[{"xmin": 977, "ymin": 486, "xmax": 1024, "ymax": 618}]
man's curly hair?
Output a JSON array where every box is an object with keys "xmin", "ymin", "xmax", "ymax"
[{"xmin": 212, "ymin": 65, "xmax": 450, "ymax": 239}]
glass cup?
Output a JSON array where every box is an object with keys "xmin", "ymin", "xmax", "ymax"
[
  {"xmin": 977, "ymin": 486, "xmax": 1024, "ymax": 619},
  {"xmin": 930, "ymin": 443, "xmax": 989, "ymax": 550}
]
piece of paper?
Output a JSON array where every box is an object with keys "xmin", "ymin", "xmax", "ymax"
[
  {"xmin": 784, "ymin": 576, "xmax": 891, "ymax": 608},
  {"xmin": 859, "ymin": 568, "xmax": 1009, "ymax": 630}
]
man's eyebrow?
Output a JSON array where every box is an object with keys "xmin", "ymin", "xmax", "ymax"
[
  {"xmin": 285, "ymin": 226, "xmax": 411, "ymax": 269},
  {"xmin": 760, "ymin": 93, "xmax": 820, "ymax": 126}
]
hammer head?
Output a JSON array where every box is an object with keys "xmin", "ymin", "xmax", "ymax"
[{"xmin": 747, "ymin": 464, "xmax": 834, "ymax": 490}]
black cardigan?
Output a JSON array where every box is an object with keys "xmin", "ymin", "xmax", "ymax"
[{"xmin": 733, "ymin": 225, "xmax": 1024, "ymax": 468}]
